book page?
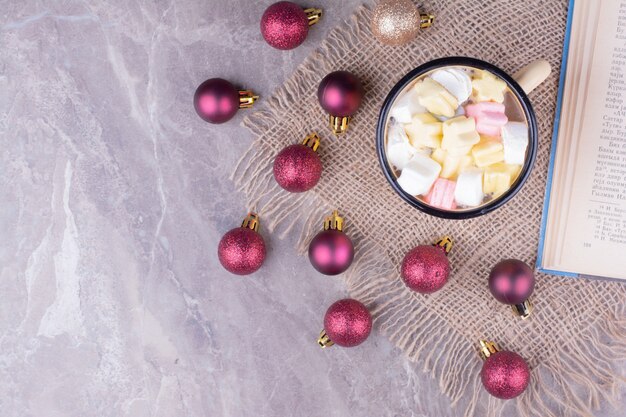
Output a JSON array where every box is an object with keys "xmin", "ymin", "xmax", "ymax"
[{"xmin": 558, "ymin": 0, "xmax": 626, "ymax": 279}]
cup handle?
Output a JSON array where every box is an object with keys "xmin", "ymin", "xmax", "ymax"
[{"xmin": 513, "ymin": 59, "xmax": 552, "ymax": 94}]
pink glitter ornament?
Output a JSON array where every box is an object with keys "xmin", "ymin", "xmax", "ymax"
[
  {"xmin": 260, "ymin": 2, "xmax": 322, "ymax": 50},
  {"xmin": 308, "ymin": 211, "xmax": 354, "ymax": 276},
  {"xmin": 401, "ymin": 236, "xmax": 453, "ymax": 294},
  {"xmin": 273, "ymin": 133, "xmax": 322, "ymax": 192},
  {"xmin": 479, "ymin": 341, "xmax": 530, "ymax": 399},
  {"xmin": 218, "ymin": 213, "xmax": 266, "ymax": 275},
  {"xmin": 318, "ymin": 299, "xmax": 372, "ymax": 348}
]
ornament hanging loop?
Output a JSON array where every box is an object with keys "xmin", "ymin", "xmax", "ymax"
[
  {"xmin": 479, "ymin": 340, "xmax": 501, "ymax": 360},
  {"xmin": 512, "ymin": 299, "xmax": 533, "ymax": 320},
  {"xmin": 241, "ymin": 213, "xmax": 260, "ymax": 232},
  {"xmin": 238, "ymin": 90, "xmax": 259, "ymax": 109},
  {"xmin": 305, "ymin": 8, "xmax": 323, "ymax": 26},
  {"xmin": 323, "ymin": 210, "xmax": 344, "ymax": 231},
  {"xmin": 302, "ymin": 132, "xmax": 321, "ymax": 151},
  {"xmin": 317, "ymin": 329, "xmax": 335, "ymax": 348}
]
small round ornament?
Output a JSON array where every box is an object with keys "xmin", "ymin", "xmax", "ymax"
[
  {"xmin": 488, "ymin": 259, "xmax": 535, "ymax": 319},
  {"xmin": 261, "ymin": 1, "xmax": 323, "ymax": 50},
  {"xmin": 479, "ymin": 340, "xmax": 530, "ymax": 399},
  {"xmin": 401, "ymin": 236, "xmax": 453, "ymax": 294},
  {"xmin": 318, "ymin": 298, "xmax": 372, "ymax": 348},
  {"xmin": 308, "ymin": 210, "xmax": 355, "ymax": 276},
  {"xmin": 218, "ymin": 213, "xmax": 266, "ymax": 275},
  {"xmin": 371, "ymin": 0, "xmax": 434, "ymax": 46},
  {"xmin": 273, "ymin": 132, "xmax": 323, "ymax": 192},
  {"xmin": 194, "ymin": 78, "xmax": 258, "ymax": 124},
  {"xmin": 317, "ymin": 71, "xmax": 364, "ymax": 135}
]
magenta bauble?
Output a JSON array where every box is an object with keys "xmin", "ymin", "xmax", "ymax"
[
  {"xmin": 323, "ymin": 299, "xmax": 372, "ymax": 347},
  {"xmin": 194, "ymin": 78, "xmax": 239, "ymax": 124},
  {"xmin": 308, "ymin": 229, "xmax": 354, "ymax": 275},
  {"xmin": 261, "ymin": 2, "xmax": 321, "ymax": 50},
  {"xmin": 218, "ymin": 214, "xmax": 266, "ymax": 275},
  {"xmin": 488, "ymin": 259, "xmax": 535, "ymax": 305},
  {"xmin": 273, "ymin": 139, "xmax": 322, "ymax": 192},
  {"xmin": 481, "ymin": 350, "xmax": 530, "ymax": 399},
  {"xmin": 401, "ymin": 244, "xmax": 450, "ymax": 294},
  {"xmin": 317, "ymin": 71, "xmax": 364, "ymax": 117}
]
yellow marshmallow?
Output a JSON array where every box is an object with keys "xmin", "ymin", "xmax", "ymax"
[
  {"xmin": 441, "ymin": 154, "xmax": 473, "ymax": 180},
  {"xmin": 484, "ymin": 163, "xmax": 514, "ymax": 196},
  {"xmin": 472, "ymin": 137, "xmax": 504, "ymax": 167},
  {"xmin": 472, "ymin": 70, "xmax": 507, "ymax": 103},
  {"xmin": 431, "ymin": 147, "xmax": 447, "ymax": 165},
  {"xmin": 414, "ymin": 78, "xmax": 459, "ymax": 118},
  {"xmin": 404, "ymin": 113, "xmax": 443, "ymax": 149},
  {"xmin": 441, "ymin": 116, "xmax": 480, "ymax": 154}
]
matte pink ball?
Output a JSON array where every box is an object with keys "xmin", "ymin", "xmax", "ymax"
[
  {"xmin": 317, "ymin": 71, "xmax": 364, "ymax": 117},
  {"xmin": 308, "ymin": 229, "xmax": 354, "ymax": 275},
  {"xmin": 324, "ymin": 299, "xmax": 372, "ymax": 347},
  {"xmin": 481, "ymin": 351, "xmax": 530, "ymax": 399},
  {"xmin": 194, "ymin": 78, "xmax": 239, "ymax": 124},
  {"xmin": 218, "ymin": 228, "xmax": 266, "ymax": 275},
  {"xmin": 261, "ymin": 1, "xmax": 309, "ymax": 50},
  {"xmin": 401, "ymin": 245, "xmax": 450, "ymax": 293},
  {"xmin": 488, "ymin": 259, "xmax": 535, "ymax": 305},
  {"xmin": 273, "ymin": 144, "xmax": 322, "ymax": 192}
]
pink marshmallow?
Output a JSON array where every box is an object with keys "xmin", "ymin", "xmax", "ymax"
[
  {"xmin": 424, "ymin": 178, "xmax": 457, "ymax": 210},
  {"xmin": 465, "ymin": 102, "xmax": 508, "ymax": 137}
]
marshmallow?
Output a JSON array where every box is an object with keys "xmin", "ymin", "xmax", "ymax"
[
  {"xmin": 397, "ymin": 154, "xmax": 441, "ymax": 196},
  {"xmin": 405, "ymin": 113, "xmax": 443, "ymax": 149},
  {"xmin": 387, "ymin": 121, "xmax": 418, "ymax": 170},
  {"xmin": 483, "ymin": 163, "xmax": 514, "ymax": 197},
  {"xmin": 441, "ymin": 116, "xmax": 480, "ymax": 154},
  {"xmin": 455, "ymin": 169, "xmax": 484, "ymax": 207},
  {"xmin": 430, "ymin": 68, "xmax": 472, "ymax": 104},
  {"xmin": 442, "ymin": 154, "xmax": 473, "ymax": 179},
  {"xmin": 390, "ymin": 88, "xmax": 426, "ymax": 124},
  {"xmin": 471, "ymin": 137, "xmax": 505, "ymax": 167},
  {"xmin": 502, "ymin": 122, "xmax": 529, "ymax": 165},
  {"xmin": 465, "ymin": 102, "xmax": 508, "ymax": 137},
  {"xmin": 472, "ymin": 70, "xmax": 507, "ymax": 103},
  {"xmin": 425, "ymin": 178, "xmax": 457, "ymax": 210},
  {"xmin": 414, "ymin": 78, "xmax": 459, "ymax": 118}
]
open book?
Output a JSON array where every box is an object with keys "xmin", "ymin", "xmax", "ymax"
[{"xmin": 538, "ymin": 0, "xmax": 626, "ymax": 280}]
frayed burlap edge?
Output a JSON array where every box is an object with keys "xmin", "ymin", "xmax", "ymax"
[{"xmin": 231, "ymin": 6, "xmax": 626, "ymax": 417}]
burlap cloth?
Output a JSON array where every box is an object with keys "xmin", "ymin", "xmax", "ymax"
[{"xmin": 232, "ymin": 1, "xmax": 626, "ymax": 416}]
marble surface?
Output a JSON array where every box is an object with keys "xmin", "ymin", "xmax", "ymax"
[{"xmin": 0, "ymin": 1, "xmax": 623, "ymax": 416}]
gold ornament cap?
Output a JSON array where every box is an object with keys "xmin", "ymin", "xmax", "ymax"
[
  {"xmin": 241, "ymin": 212, "xmax": 260, "ymax": 232},
  {"xmin": 323, "ymin": 210, "xmax": 344, "ymax": 231},
  {"xmin": 512, "ymin": 299, "xmax": 533, "ymax": 320},
  {"xmin": 238, "ymin": 90, "xmax": 259, "ymax": 109},
  {"xmin": 433, "ymin": 236, "xmax": 453, "ymax": 255},
  {"xmin": 329, "ymin": 115, "xmax": 350, "ymax": 135},
  {"xmin": 478, "ymin": 340, "xmax": 501, "ymax": 360},
  {"xmin": 302, "ymin": 132, "xmax": 321, "ymax": 152},
  {"xmin": 304, "ymin": 8, "xmax": 323, "ymax": 26},
  {"xmin": 317, "ymin": 329, "xmax": 335, "ymax": 348}
]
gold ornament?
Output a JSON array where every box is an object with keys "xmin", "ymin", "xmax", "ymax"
[{"xmin": 371, "ymin": 0, "xmax": 434, "ymax": 46}]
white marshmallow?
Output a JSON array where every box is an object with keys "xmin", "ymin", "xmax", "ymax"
[
  {"xmin": 502, "ymin": 122, "xmax": 529, "ymax": 165},
  {"xmin": 390, "ymin": 88, "xmax": 426, "ymax": 124},
  {"xmin": 387, "ymin": 122, "xmax": 417, "ymax": 170},
  {"xmin": 455, "ymin": 169, "xmax": 484, "ymax": 207},
  {"xmin": 397, "ymin": 154, "xmax": 441, "ymax": 196},
  {"xmin": 430, "ymin": 68, "xmax": 472, "ymax": 104}
]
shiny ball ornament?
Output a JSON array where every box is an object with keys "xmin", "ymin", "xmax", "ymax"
[
  {"xmin": 308, "ymin": 211, "xmax": 354, "ymax": 275},
  {"xmin": 318, "ymin": 299, "xmax": 372, "ymax": 348},
  {"xmin": 194, "ymin": 78, "xmax": 258, "ymax": 124},
  {"xmin": 317, "ymin": 71, "xmax": 364, "ymax": 135},
  {"xmin": 261, "ymin": 2, "xmax": 323, "ymax": 50},
  {"xmin": 218, "ymin": 213, "xmax": 266, "ymax": 275},
  {"xmin": 488, "ymin": 259, "xmax": 535, "ymax": 319},
  {"xmin": 371, "ymin": 0, "xmax": 435, "ymax": 46},
  {"xmin": 479, "ymin": 341, "xmax": 530, "ymax": 399},
  {"xmin": 401, "ymin": 236, "xmax": 453, "ymax": 294},
  {"xmin": 273, "ymin": 133, "xmax": 322, "ymax": 192}
]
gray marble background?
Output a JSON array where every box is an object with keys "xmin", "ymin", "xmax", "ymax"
[{"xmin": 0, "ymin": 1, "xmax": 623, "ymax": 416}]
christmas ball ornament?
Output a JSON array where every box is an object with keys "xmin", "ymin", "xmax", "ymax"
[
  {"xmin": 261, "ymin": 2, "xmax": 322, "ymax": 50},
  {"xmin": 371, "ymin": 0, "xmax": 434, "ymax": 46},
  {"xmin": 318, "ymin": 298, "xmax": 372, "ymax": 348},
  {"xmin": 317, "ymin": 71, "xmax": 364, "ymax": 135},
  {"xmin": 479, "ymin": 340, "xmax": 530, "ymax": 399},
  {"xmin": 273, "ymin": 132, "xmax": 323, "ymax": 192},
  {"xmin": 401, "ymin": 236, "xmax": 453, "ymax": 294},
  {"xmin": 218, "ymin": 213, "xmax": 266, "ymax": 275},
  {"xmin": 308, "ymin": 211, "xmax": 355, "ymax": 275},
  {"xmin": 194, "ymin": 78, "xmax": 258, "ymax": 124},
  {"xmin": 488, "ymin": 259, "xmax": 535, "ymax": 319}
]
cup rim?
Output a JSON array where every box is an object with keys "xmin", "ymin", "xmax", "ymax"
[{"xmin": 375, "ymin": 56, "xmax": 538, "ymax": 220}]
